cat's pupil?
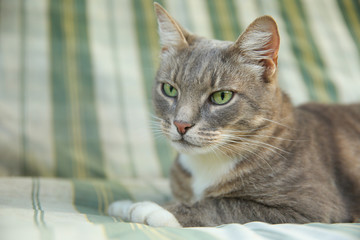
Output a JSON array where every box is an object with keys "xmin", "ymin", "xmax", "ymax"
[
  {"xmin": 221, "ymin": 92, "xmax": 225, "ymax": 100},
  {"xmin": 170, "ymin": 86, "xmax": 174, "ymax": 92}
]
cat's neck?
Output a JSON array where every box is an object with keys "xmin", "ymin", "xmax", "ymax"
[{"xmin": 178, "ymin": 152, "xmax": 240, "ymax": 202}]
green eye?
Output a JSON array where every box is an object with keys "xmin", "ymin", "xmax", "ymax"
[
  {"xmin": 211, "ymin": 91, "xmax": 233, "ymax": 105},
  {"xmin": 163, "ymin": 83, "xmax": 178, "ymax": 97}
]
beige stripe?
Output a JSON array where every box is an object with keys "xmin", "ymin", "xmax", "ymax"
[
  {"xmin": 38, "ymin": 179, "xmax": 90, "ymax": 221},
  {"xmin": 114, "ymin": 0, "xmax": 160, "ymax": 177},
  {"xmin": 87, "ymin": 0, "xmax": 132, "ymax": 178},
  {"xmin": 63, "ymin": 0, "xmax": 87, "ymax": 177},
  {"xmin": 258, "ymin": 0, "xmax": 309, "ymax": 105},
  {"xmin": 120, "ymin": 178, "xmax": 171, "ymax": 204},
  {"xmin": 166, "ymin": 1, "xmax": 190, "ymax": 29},
  {"xmin": 0, "ymin": 178, "xmax": 107, "ymax": 240},
  {"xmin": 0, "ymin": 178, "xmax": 34, "ymax": 209},
  {"xmin": 0, "ymin": 0, "xmax": 22, "ymax": 175},
  {"xmin": 23, "ymin": 0, "xmax": 54, "ymax": 175},
  {"xmin": 234, "ymin": 0, "xmax": 261, "ymax": 29},
  {"xmin": 0, "ymin": 178, "xmax": 39, "ymax": 237},
  {"xmin": 0, "ymin": 178, "xmax": 41, "ymax": 238},
  {"xmin": 186, "ymin": 0, "xmax": 213, "ymax": 38},
  {"xmin": 303, "ymin": 0, "xmax": 360, "ymax": 103}
]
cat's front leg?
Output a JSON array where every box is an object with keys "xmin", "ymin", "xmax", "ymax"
[{"xmin": 108, "ymin": 200, "xmax": 182, "ymax": 228}]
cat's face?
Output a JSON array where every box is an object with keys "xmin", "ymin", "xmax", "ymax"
[{"xmin": 153, "ymin": 4, "xmax": 281, "ymax": 156}]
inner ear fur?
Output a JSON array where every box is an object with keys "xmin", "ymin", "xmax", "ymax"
[
  {"xmin": 154, "ymin": 3, "xmax": 190, "ymax": 52},
  {"xmin": 232, "ymin": 16, "xmax": 280, "ymax": 80}
]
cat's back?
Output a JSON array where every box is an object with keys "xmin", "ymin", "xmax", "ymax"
[
  {"xmin": 295, "ymin": 102, "xmax": 360, "ymax": 220},
  {"xmin": 296, "ymin": 102, "xmax": 360, "ymax": 161},
  {"xmin": 296, "ymin": 103, "xmax": 360, "ymax": 139},
  {"xmin": 298, "ymin": 102, "xmax": 360, "ymax": 123}
]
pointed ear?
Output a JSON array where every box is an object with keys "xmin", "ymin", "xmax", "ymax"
[
  {"xmin": 154, "ymin": 3, "xmax": 189, "ymax": 52},
  {"xmin": 233, "ymin": 16, "xmax": 280, "ymax": 80}
]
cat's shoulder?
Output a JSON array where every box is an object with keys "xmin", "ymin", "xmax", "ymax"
[
  {"xmin": 295, "ymin": 102, "xmax": 360, "ymax": 124},
  {"xmin": 297, "ymin": 102, "xmax": 360, "ymax": 113}
]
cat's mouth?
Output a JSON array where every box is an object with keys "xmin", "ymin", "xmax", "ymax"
[
  {"xmin": 173, "ymin": 138, "xmax": 201, "ymax": 148},
  {"xmin": 172, "ymin": 138, "xmax": 217, "ymax": 155}
]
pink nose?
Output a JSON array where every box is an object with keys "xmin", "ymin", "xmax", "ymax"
[{"xmin": 174, "ymin": 121, "xmax": 193, "ymax": 135}]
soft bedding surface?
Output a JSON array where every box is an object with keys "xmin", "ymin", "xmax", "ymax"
[
  {"xmin": 1, "ymin": 0, "xmax": 360, "ymax": 239},
  {"xmin": 1, "ymin": 177, "xmax": 359, "ymax": 240}
]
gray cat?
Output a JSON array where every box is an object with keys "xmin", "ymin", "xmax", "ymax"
[{"xmin": 108, "ymin": 3, "xmax": 360, "ymax": 227}]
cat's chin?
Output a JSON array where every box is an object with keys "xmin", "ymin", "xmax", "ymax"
[{"xmin": 171, "ymin": 139, "xmax": 214, "ymax": 155}]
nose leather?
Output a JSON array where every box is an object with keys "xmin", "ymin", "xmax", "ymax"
[{"xmin": 174, "ymin": 121, "xmax": 193, "ymax": 135}]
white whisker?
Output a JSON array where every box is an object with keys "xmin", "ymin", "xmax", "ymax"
[
  {"xmin": 221, "ymin": 133, "xmax": 290, "ymax": 154},
  {"xmin": 260, "ymin": 117, "xmax": 296, "ymax": 130}
]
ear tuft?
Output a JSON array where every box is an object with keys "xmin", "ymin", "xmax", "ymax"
[
  {"xmin": 154, "ymin": 3, "xmax": 188, "ymax": 51},
  {"xmin": 233, "ymin": 16, "xmax": 280, "ymax": 78}
]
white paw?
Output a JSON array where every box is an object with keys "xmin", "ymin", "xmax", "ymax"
[
  {"xmin": 108, "ymin": 201, "xmax": 182, "ymax": 228},
  {"xmin": 108, "ymin": 200, "xmax": 133, "ymax": 221}
]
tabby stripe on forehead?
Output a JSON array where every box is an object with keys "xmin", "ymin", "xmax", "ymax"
[
  {"xmin": 172, "ymin": 67, "xmax": 180, "ymax": 85},
  {"xmin": 176, "ymin": 51, "xmax": 194, "ymax": 84},
  {"xmin": 210, "ymin": 68, "xmax": 219, "ymax": 88}
]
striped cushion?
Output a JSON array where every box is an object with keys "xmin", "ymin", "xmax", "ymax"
[
  {"xmin": 1, "ymin": 177, "xmax": 360, "ymax": 239},
  {"xmin": 0, "ymin": 0, "xmax": 360, "ymax": 178}
]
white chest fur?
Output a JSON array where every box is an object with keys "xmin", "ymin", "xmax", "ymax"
[{"xmin": 178, "ymin": 152, "xmax": 237, "ymax": 201}]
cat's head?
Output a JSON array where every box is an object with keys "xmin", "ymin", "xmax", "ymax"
[{"xmin": 153, "ymin": 3, "xmax": 284, "ymax": 156}]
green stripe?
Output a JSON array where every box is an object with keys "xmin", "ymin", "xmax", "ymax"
[
  {"xmin": 107, "ymin": 0, "xmax": 136, "ymax": 177},
  {"xmin": 73, "ymin": 179, "xmax": 133, "ymax": 223},
  {"xmin": 104, "ymin": 223, "xmax": 153, "ymax": 239},
  {"xmin": 20, "ymin": 0, "xmax": 27, "ymax": 175},
  {"xmin": 31, "ymin": 178, "xmax": 40, "ymax": 226},
  {"xmin": 279, "ymin": 0, "xmax": 320, "ymax": 102},
  {"xmin": 177, "ymin": 1, "xmax": 194, "ymax": 32},
  {"xmin": 206, "ymin": 0, "xmax": 225, "ymax": 40},
  {"xmin": 157, "ymin": 227, "xmax": 215, "ymax": 239},
  {"xmin": 51, "ymin": 0, "xmax": 104, "ymax": 178},
  {"xmin": 226, "ymin": 0, "xmax": 243, "ymax": 36},
  {"xmin": 73, "ymin": 0, "xmax": 105, "ymax": 177},
  {"xmin": 133, "ymin": 0, "xmax": 175, "ymax": 177},
  {"xmin": 294, "ymin": 0, "xmax": 338, "ymax": 102},
  {"xmin": 337, "ymin": 0, "xmax": 360, "ymax": 55},
  {"xmin": 104, "ymin": 222, "xmax": 215, "ymax": 240},
  {"xmin": 132, "ymin": 0, "xmax": 157, "ymax": 101},
  {"xmin": 32, "ymin": 178, "xmax": 53, "ymax": 240},
  {"xmin": 206, "ymin": 0, "xmax": 240, "ymax": 41},
  {"xmin": 50, "ymin": 0, "xmax": 75, "ymax": 177}
]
